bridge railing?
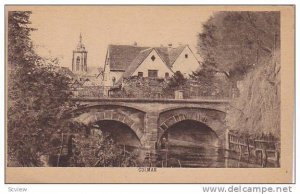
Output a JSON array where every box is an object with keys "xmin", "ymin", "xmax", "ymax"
[
  {"xmin": 71, "ymin": 97, "xmax": 232, "ymax": 104},
  {"xmin": 72, "ymin": 92, "xmax": 232, "ymax": 101}
]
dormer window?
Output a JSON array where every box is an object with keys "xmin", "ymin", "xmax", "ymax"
[
  {"xmin": 151, "ymin": 55, "xmax": 156, "ymax": 61},
  {"xmin": 185, "ymin": 54, "xmax": 188, "ymax": 58}
]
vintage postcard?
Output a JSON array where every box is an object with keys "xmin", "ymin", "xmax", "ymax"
[{"xmin": 5, "ymin": 5, "xmax": 294, "ymax": 183}]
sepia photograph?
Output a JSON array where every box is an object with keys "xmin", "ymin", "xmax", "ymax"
[{"xmin": 5, "ymin": 5, "xmax": 294, "ymax": 183}]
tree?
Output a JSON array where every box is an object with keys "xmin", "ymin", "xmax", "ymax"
[
  {"xmin": 161, "ymin": 71, "xmax": 187, "ymax": 98},
  {"xmin": 8, "ymin": 11, "xmax": 35, "ymax": 67},
  {"xmin": 197, "ymin": 11, "xmax": 281, "ymax": 137},
  {"xmin": 198, "ymin": 11, "xmax": 280, "ymax": 80},
  {"xmin": 7, "ymin": 11, "xmax": 74, "ymax": 166},
  {"xmin": 189, "ymin": 66, "xmax": 218, "ymax": 81},
  {"xmin": 167, "ymin": 71, "xmax": 187, "ymax": 89}
]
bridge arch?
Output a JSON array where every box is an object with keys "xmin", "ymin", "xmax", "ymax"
[
  {"xmin": 72, "ymin": 110, "xmax": 144, "ymax": 143},
  {"xmin": 159, "ymin": 119, "xmax": 219, "ymax": 148},
  {"xmin": 158, "ymin": 106, "xmax": 227, "ymax": 116},
  {"xmin": 158, "ymin": 107, "xmax": 227, "ymax": 145},
  {"xmin": 159, "ymin": 113, "xmax": 215, "ymax": 131}
]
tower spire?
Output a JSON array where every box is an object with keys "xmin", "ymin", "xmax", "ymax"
[{"xmin": 72, "ymin": 33, "xmax": 88, "ymax": 73}]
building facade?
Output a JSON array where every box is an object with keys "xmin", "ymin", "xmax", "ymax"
[{"xmin": 103, "ymin": 44, "xmax": 201, "ymax": 95}]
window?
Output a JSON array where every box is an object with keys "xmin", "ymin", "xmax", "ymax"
[
  {"xmin": 138, "ymin": 72, "xmax": 143, "ymax": 77},
  {"xmin": 185, "ymin": 54, "xmax": 188, "ymax": 58},
  {"xmin": 165, "ymin": 72, "xmax": 169, "ymax": 79},
  {"xmin": 76, "ymin": 56, "xmax": 80, "ymax": 71},
  {"xmin": 148, "ymin": 70, "xmax": 158, "ymax": 78},
  {"xmin": 151, "ymin": 55, "xmax": 156, "ymax": 61}
]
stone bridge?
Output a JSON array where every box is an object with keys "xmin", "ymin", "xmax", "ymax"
[{"xmin": 65, "ymin": 97, "xmax": 231, "ymax": 154}]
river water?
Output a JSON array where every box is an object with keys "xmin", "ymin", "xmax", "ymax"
[{"xmin": 154, "ymin": 145, "xmax": 279, "ymax": 168}]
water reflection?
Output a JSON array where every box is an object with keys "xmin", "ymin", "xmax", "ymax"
[
  {"xmin": 154, "ymin": 119, "xmax": 279, "ymax": 168},
  {"xmin": 155, "ymin": 146, "xmax": 279, "ymax": 168}
]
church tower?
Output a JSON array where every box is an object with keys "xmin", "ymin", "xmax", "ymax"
[{"xmin": 72, "ymin": 34, "xmax": 88, "ymax": 74}]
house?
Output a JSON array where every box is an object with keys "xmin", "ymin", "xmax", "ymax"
[
  {"xmin": 103, "ymin": 43, "xmax": 200, "ymax": 95},
  {"xmin": 121, "ymin": 47, "xmax": 174, "ymax": 79},
  {"xmin": 170, "ymin": 45, "xmax": 201, "ymax": 75}
]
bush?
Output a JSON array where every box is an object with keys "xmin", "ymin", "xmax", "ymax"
[{"xmin": 69, "ymin": 131, "xmax": 140, "ymax": 167}]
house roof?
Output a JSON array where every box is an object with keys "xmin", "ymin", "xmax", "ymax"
[
  {"xmin": 70, "ymin": 74, "xmax": 102, "ymax": 88},
  {"xmin": 153, "ymin": 47, "xmax": 170, "ymax": 66},
  {"xmin": 107, "ymin": 45, "xmax": 149, "ymax": 71},
  {"xmin": 122, "ymin": 48, "xmax": 153, "ymax": 78},
  {"xmin": 106, "ymin": 44, "xmax": 197, "ymax": 82},
  {"xmin": 106, "ymin": 44, "xmax": 192, "ymax": 70},
  {"xmin": 168, "ymin": 45, "xmax": 187, "ymax": 65}
]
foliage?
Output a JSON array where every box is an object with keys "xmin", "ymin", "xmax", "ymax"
[
  {"xmin": 189, "ymin": 69, "xmax": 232, "ymax": 98},
  {"xmin": 76, "ymin": 86, "xmax": 104, "ymax": 97},
  {"xmin": 226, "ymin": 51, "xmax": 280, "ymax": 137},
  {"xmin": 197, "ymin": 11, "xmax": 281, "ymax": 137},
  {"xmin": 7, "ymin": 11, "xmax": 74, "ymax": 166},
  {"xmin": 110, "ymin": 77, "xmax": 169, "ymax": 98},
  {"xmin": 69, "ymin": 131, "xmax": 140, "ymax": 167},
  {"xmin": 198, "ymin": 11, "xmax": 280, "ymax": 80},
  {"xmin": 8, "ymin": 11, "xmax": 36, "ymax": 67},
  {"xmin": 110, "ymin": 70, "xmax": 231, "ymax": 99},
  {"xmin": 190, "ymin": 67, "xmax": 217, "ymax": 80},
  {"xmin": 166, "ymin": 71, "xmax": 187, "ymax": 89},
  {"xmin": 111, "ymin": 72, "xmax": 188, "ymax": 99}
]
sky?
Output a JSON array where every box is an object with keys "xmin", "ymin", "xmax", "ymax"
[{"xmin": 27, "ymin": 6, "xmax": 214, "ymax": 70}]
